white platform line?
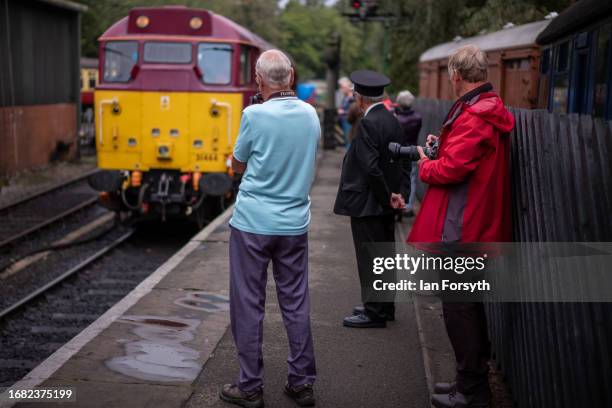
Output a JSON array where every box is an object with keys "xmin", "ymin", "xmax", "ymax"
[{"xmin": 0, "ymin": 205, "xmax": 234, "ymax": 408}]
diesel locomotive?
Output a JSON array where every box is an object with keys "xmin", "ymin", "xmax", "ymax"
[{"xmin": 88, "ymin": 6, "xmax": 271, "ymax": 227}]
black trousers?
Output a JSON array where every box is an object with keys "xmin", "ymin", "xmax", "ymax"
[
  {"xmin": 350, "ymin": 214, "xmax": 396, "ymax": 321},
  {"xmin": 442, "ymin": 301, "xmax": 491, "ymax": 395}
]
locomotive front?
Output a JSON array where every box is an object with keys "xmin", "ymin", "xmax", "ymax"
[{"xmin": 89, "ymin": 6, "xmax": 262, "ymax": 227}]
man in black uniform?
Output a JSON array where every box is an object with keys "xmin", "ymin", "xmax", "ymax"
[{"xmin": 334, "ymin": 70, "xmax": 404, "ymax": 328}]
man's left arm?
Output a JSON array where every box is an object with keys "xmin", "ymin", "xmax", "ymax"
[
  {"xmin": 232, "ymin": 112, "xmax": 252, "ymax": 174},
  {"xmin": 418, "ymin": 115, "xmax": 490, "ymax": 185}
]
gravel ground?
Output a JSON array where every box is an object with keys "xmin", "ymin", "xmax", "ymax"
[
  {"xmin": 0, "ymin": 205, "xmax": 109, "ymax": 267},
  {"xmin": 0, "ymin": 157, "xmax": 97, "ymax": 209},
  {"xmin": 0, "ymin": 218, "xmax": 129, "ymax": 311},
  {"xmin": 0, "ymin": 220, "xmax": 195, "ymax": 387}
]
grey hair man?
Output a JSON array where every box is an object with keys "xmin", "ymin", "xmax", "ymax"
[{"xmin": 220, "ymin": 49, "xmax": 320, "ymax": 408}]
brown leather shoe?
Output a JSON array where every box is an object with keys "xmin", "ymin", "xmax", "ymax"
[
  {"xmin": 284, "ymin": 383, "xmax": 315, "ymax": 406},
  {"xmin": 219, "ymin": 384, "xmax": 264, "ymax": 408}
]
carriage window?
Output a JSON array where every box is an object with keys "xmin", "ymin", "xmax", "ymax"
[
  {"xmin": 198, "ymin": 43, "xmax": 233, "ymax": 85},
  {"xmin": 537, "ymin": 49, "xmax": 551, "ymax": 109},
  {"xmin": 240, "ymin": 46, "xmax": 252, "ymax": 85},
  {"xmin": 144, "ymin": 42, "xmax": 192, "ymax": 64},
  {"xmin": 556, "ymin": 41, "xmax": 570, "ymax": 72},
  {"xmin": 551, "ymin": 42, "xmax": 570, "ymax": 113},
  {"xmin": 103, "ymin": 41, "xmax": 138, "ymax": 82},
  {"xmin": 593, "ymin": 24, "xmax": 611, "ymax": 117},
  {"xmin": 540, "ymin": 49, "xmax": 550, "ymax": 74}
]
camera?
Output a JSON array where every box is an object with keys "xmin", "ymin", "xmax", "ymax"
[
  {"xmin": 250, "ymin": 93, "xmax": 264, "ymax": 105},
  {"xmin": 388, "ymin": 140, "xmax": 439, "ymax": 161}
]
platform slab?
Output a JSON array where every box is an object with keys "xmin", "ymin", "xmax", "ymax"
[{"xmin": 6, "ymin": 149, "xmax": 448, "ymax": 408}]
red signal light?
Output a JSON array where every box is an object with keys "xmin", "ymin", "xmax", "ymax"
[{"xmin": 351, "ymin": 0, "xmax": 362, "ymax": 9}]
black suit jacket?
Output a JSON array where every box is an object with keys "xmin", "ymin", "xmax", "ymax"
[{"xmin": 334, "ymin": 104, "xmax": 403, "ymax": 217}]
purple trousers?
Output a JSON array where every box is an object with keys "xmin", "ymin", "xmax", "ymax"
[{"xmin": 229, "ymin": 226, "xmax": 316, "ymax": 392}]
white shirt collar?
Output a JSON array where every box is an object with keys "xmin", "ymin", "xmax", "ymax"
[{"xmin": 365, "ymin": 102, "xmax": 385, "ymax": 117}]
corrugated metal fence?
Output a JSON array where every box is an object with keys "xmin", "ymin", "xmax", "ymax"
[{"xmin": 412, "ymin": 98, "xmax": 612, "ymax": 407}]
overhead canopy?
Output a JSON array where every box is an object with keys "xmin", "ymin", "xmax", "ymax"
[
  {"xmin": 420, "ymin": 20, "xmax": 551, "ymax": 62},
  {"xmin": 537, "ymin": 0, "xmax": 612, "ymax": 45}
]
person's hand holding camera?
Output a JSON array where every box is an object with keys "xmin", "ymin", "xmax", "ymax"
[
  {"xmin": 390, "ymin": 192, "xmax": 405, "ymax": 209},
  {"xmin": 418, "ymin": 134, "xmax": 439, "ymax": 165},
  {"xmin": 426, "ymin": 134, "xmax": 439, "ymax": 146}
]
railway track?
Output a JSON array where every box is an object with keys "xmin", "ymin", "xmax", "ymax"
[
  {"xmin": 0, "ymin": 220, "xmax": 193, "ymax": 387},
  {"xmin": 0, "ymin": 170, "xmax": 100, "ymax": 251},
  {"xmin": 0, "ymin": 229, "xmax": 134, "ymax": 320}
]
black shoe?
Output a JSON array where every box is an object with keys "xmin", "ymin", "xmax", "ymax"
[
  {"xmin": 284, "ymin": 383, "xmax": 315, "ymax": 406},
  {"xmin": 220, "ymin": 384, "xmax": 264, "ymax": 408},
  {"xmin": 434, "ymin": 381, "xmax": 456, "ymax": 394},
  {"xmin": 343, "ymin": 313, "xmax": 386, "ymax": 328},
  {"xmin": 353, "ymin": 305, "xmax": 395, "ymax": 321},
  {"xmin": 431, "ymin": 391, "xmax": 489, "ymax": 408}
]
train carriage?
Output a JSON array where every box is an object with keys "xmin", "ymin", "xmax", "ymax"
[
  {"xmin": 89, "ymin": 6, "xmax": 270, "ymax": 227},
  {"xmin": 418, "ymin": 19, "xmax": 552, "ymax": 109},
  {"xmin": 536, "ymin": 0, "xmax": 612, "ymax": 119}
]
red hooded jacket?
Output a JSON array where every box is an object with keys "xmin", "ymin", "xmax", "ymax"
[{"xmin": 407, "ymin": 85, "xmax": 515, "ymax": 243}]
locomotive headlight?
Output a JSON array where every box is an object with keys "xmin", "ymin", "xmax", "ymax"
[
  {"xmin": 193, "ymin": 139, "xmax": 203, "ymax": 149},
  {"xmin": 136, "ymin": 16, "xmax": 150, "ymax": 28},
  {"xmin": 158, "ymin": 146, "xmax": 170, "ymax": 156},
  {"xmin": 190, "ymin": 17, "xmax": 203, "ymax": 30}
]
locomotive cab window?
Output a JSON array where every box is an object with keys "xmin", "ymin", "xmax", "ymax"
[
  {"xmin": 144, "ymin": 42, "xmax": 192, "ymax": 64},
  {"xmin": 240, "ymin": 45, "xmax": 252, "ymax": 85},
  {"xmin": 197, "ymin": 43, "xmax": 233, "ymax": 85},
  {"xmin": 103, "ymin": 41, "xmax": 138, "ymax": 83}
]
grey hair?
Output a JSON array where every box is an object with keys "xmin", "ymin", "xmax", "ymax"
[
  {"xmin": 338, "ymin": 76, "xmax": 352, "ymax": 87},
  {"xmin": 355, "ymin": 91, "xmax": 384, "ymax": 104},
  {"xmin": 447, "ymin": 44, "xmax": 488, "ymax": 83},
  {"xmin": 255, "ymin": 50, "xmax": 293, "ymax": 88},
  {"xmin": 396, "ymin": 90, "xmax": 415, "ymax": 107}
]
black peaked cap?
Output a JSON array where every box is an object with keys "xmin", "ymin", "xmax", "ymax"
[{"xmin": 349, "ymin": 70, "xmax": 391, "ymax": 97}]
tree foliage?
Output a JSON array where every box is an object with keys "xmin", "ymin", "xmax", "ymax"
[
  {"xmin": 80, "ymin": 0, "xmax": 572, "ymax": 91},
  {"xmin": 385, "ymin": 0, "xmax": 572, "ymax": 93}
]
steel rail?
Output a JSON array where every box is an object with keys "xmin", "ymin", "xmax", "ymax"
[
  {"xmin": 0, "ymin": 169, "xmax": 100, "ymax": 213},
  {"xmin": 0, "ymin": 197, "xmax": 99, "ymax": 251},
  {"xmin": 0, "ymin": 229, "xmax": 134, "ymax": 320}
]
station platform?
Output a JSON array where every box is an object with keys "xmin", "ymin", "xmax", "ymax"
[{"xmin": 4, "ymin": 150, "xmax": 455, "ymax": 408}]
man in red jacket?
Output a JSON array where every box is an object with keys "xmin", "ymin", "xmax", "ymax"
[{"xmin": 408, "ymin": 45, "xmax": 515, "ymax": 408}]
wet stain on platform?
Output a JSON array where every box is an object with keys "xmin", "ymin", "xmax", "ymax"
[
  {"xmin": 174, "ymin": 291, "xmax": 229, "ymax": 313},
  {"xmin": 106, "ymin": 315, "xmax": 201, "ymax": 382}
]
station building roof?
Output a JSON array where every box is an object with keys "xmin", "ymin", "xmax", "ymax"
[{"xmin": 419, "ymin": 19, "xmax": 551, "ymax": 62}]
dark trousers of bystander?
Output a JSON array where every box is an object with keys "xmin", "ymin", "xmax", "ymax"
[
  {"xmin": 442, "ymin": 301, "xmax": 491, "ymax": 395},
  {"xmin": 350, "ymin": 214, "xmax": 396, "ymax": 321},
  {"xmin": 228, "ymin": 226, "xmax": 317, "ymax": 393}
]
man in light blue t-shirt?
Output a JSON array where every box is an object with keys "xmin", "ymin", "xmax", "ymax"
[{"xmin": 220, "ymin": 50, "xmax": 320, "ymax": 408}]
